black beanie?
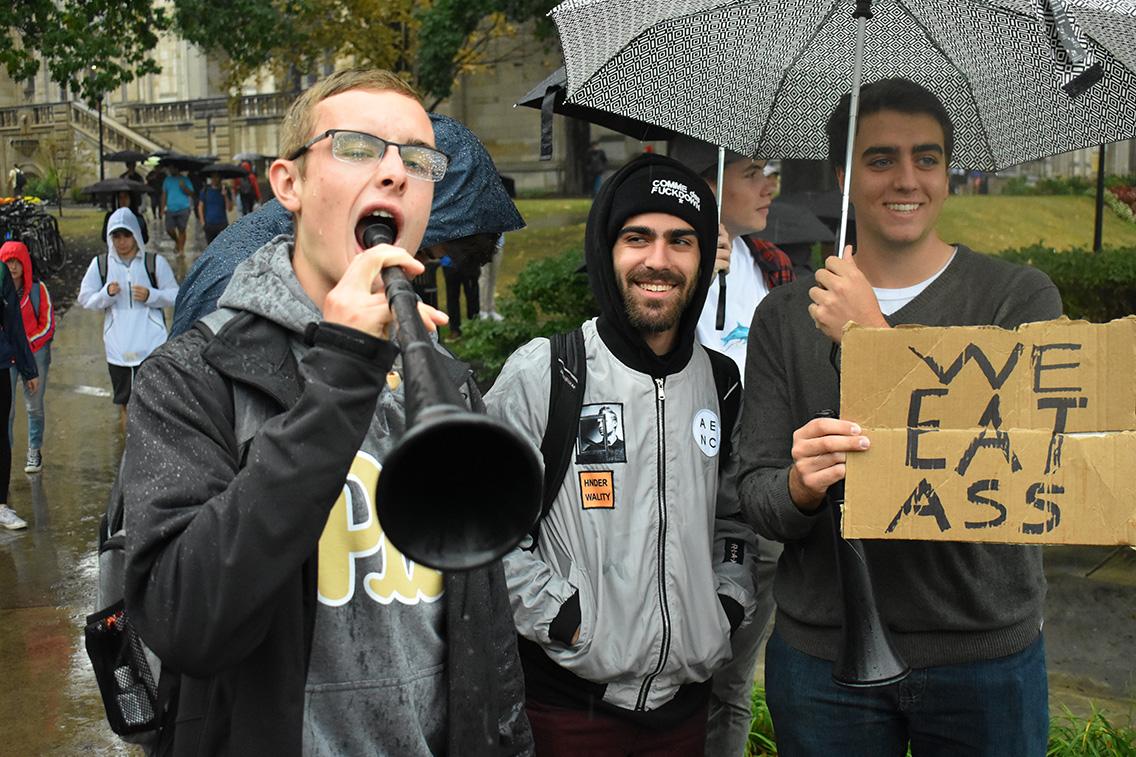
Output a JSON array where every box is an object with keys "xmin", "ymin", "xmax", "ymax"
[
  {"xmin": 584, "ymin": 152, "xmax": 720, "ymax": 378},
  {"xmin": 603, "ymin": 160, "xmax": 718, "ymax": 253}
]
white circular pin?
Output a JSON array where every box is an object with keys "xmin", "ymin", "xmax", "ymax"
[{"xmin": 692, "ymin": 409, "xmax": 721, "ymax": 457}]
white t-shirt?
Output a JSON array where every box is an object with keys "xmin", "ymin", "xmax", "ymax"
[
  {"xmin": 872, "ymin": 248, "xmax": 957, "ymax": 316},
  {"xmin": 696, "ymin": 237, "xmax": 770, "ymax": 382}
]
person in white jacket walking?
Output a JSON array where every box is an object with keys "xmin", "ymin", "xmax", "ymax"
[{"xmin": 78, "ymin": 207, "xmax": 178, "ymax": 428}]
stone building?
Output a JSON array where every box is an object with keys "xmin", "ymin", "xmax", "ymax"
[{"xmin": 1, "ymin": 25, "xmax": 1132, "ymax": 197}]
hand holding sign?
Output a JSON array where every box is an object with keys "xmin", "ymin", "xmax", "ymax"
[
  {"xmin": 809, "ymin": 247, "xmax": 888, "ymax": 343},
  {"xmin": 788, "ymin": 416, "xmax": 871, "ymax": 512}
]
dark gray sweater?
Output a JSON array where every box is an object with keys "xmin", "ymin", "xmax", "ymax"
[{"xmin": 738, "ymin": 245, "xmax": 1063, "ymax": 668}]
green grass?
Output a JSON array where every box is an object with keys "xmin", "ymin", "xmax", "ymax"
[
  {"xmin": 938, "ymin": 195, "xmax": 1136, "ymax": 251},
  {"xmin": 52, "ymin": 205, "xmax": 107, "ymax": 248},
  {"xmin": 1047, "ymin": 706, "xmax": 1136, "ymax": 757}
]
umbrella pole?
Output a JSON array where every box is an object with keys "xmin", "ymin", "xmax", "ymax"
[
  {"xmin": 1093, "ymin": 143, "xmax": 1105, "ymax": 253},
  {"xmin": 837, "ymin": 2, "xmax": 874, "ymax": 259},
  {"xmin": 715, "ymin": 146, "xmax": 728, "ymax": 330}
]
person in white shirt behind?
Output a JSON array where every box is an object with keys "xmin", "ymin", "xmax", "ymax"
[
  {"xmin": 78, "ymin": 207, "xmax": 179, "ymax": 429},
  {"xmin": 670, "ymin": 135, "xmax": 794, "ymax": 757}
]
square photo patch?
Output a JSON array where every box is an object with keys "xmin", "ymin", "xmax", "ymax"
[{"xmin": 575, "ymin": 403, "xmax": 627, "ymax": 464}]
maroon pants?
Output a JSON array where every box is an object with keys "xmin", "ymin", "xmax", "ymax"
[{"xmin": 526, "ymin": 699, "xmax": 708, "ymax": 757}]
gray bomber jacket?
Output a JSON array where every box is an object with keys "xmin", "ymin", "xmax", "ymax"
[{"xmin": 486, "ymin": 318, "xmax": 755, "ymax": 714}]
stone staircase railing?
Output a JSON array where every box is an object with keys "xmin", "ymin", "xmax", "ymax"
[{"xmin": 69, "ymin": 100, "xmax": 165, "ymax": 154}]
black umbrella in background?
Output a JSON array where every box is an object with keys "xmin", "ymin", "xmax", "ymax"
[
  {"xmin": 755, "ymin": 200, "xmax": 839, "ymax": 272},
  {"xmin": 159, "ymin": 154, "xmax": 213, "ymax": 171},
  {"xmin": 103, "ymin": 150, "xmax": 151, "ymax": 164},
  {"xmin": 774, "ymin": 191, "xmax": 854, "ymax": 224},
  {"xmin": 757, "ymin": 201, "xmax": 837, "ymax": 246},
  {"xmin": 80, "ymin": 178, "xmax": 156, "ymax": 196},
  {"xmin": 200, "ymin": 163, "xmax": 249, "ymax": 180},
  {"xmin": 516, "ymin": 66, "xmax": 677, "ymax": 161}
]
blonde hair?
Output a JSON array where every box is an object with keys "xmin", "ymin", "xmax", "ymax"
[{"xmin": 279, "ymin": 68, "xmax": 421, "ymax": 164}]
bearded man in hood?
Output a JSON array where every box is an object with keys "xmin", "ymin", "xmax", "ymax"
[{"xmin": 486, "ymin": 153, "xmax": 756, "ymax": 755}]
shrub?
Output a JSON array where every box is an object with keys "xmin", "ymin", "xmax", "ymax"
[
  {"xmin": 1047, "ymin": 706, "xmax": 1136, "ymax": 756},
  {"xmin": 24, "ymin": 175, "xmax": 57, "ymax": 201},
  {"xmin": 997, "ymin": 245, "xmax": 1136, "ymax": 322},
  {"xmin": 1104, "ymin": 190, "xmax": 1136, "ymax": 224},
  {"xmin": 449, "ymin": 246, "xmax": 597, "ymax": 388}
]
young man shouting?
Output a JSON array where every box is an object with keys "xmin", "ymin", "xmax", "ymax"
[{"xmin": 123, "ymin": 69, "xmax": 531, "ymax": 755}]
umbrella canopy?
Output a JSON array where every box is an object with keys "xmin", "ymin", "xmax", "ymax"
[
  {"xmin": 755, "ymin": 201, "xmax": 837, "ymax": 246},
  {"xmin": 200, "ymin": 163, "xmax": 250, "ymax": 180},
  {"xmin": 549, "ymin": 0, "xmax": 1136, "ymax": 171},
  {"xmin": 80, "ymin": 178, "xmax": 155, "ymax": 196},
  {"xmin": 159, "ymin": 153, "xmax": 214, "ymax": 171},
  {"xmin": 233, "ymin": 151, "xmax": 273, "ymax": 162},
  {"xmin": 775, "ymin": 191, "xmax": 854, "ymax": 223},
  {"xmin": 103, "ymin": 149, "xmax": 151, "ymax": 164}
]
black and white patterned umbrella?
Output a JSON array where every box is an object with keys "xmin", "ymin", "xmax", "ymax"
[{"xmin": 550, "ymin": 0, "xmax": 1136, "ymax": 172}]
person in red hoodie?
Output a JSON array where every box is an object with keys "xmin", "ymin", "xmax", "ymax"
[
  {"xmin": 0, "ymin": 241, "xmax": 38, "ymax": 530},
  {"xmin": 0, "ymin": 242, "xmax": 53, "ymax": 477}
]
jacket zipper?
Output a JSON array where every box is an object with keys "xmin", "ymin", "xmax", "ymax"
[{"xmin": 637, "ymin": 377, "xmax": 671, "ymax": 710}]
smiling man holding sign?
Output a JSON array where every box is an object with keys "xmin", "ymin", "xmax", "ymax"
[{"xmin": 737, "ymin": 78, "xmax": 1062, "ymax": 755}]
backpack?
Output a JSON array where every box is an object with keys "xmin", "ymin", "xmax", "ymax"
[
  {"xmin": 533, "ymin": 326, "xmax": 741, "ymax": 540},
  {"xmin": 84, "ymin": 308, "xmax": 275, "ymax": 748},
  {"xmin": 97, "ymin": 252, "xmax": 160, "ymax": 290}
]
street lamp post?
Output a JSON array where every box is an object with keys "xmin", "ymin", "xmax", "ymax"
[{"xmin": 98, "ymin": 95, "xmax": 105, "ymax": 181}]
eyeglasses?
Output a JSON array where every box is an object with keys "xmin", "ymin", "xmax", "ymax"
[{"xmin": 287, "ymin": 129, "xmax": 449, "ymax": 183}]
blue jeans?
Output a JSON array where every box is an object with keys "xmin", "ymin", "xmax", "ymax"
[
  {"xmin": 9, "ymin": 345, "xmax": 50, "ymax": 450},
  {"xmin": 765, "ymin": 628, "xmax": 1048, "ymax": 757}
]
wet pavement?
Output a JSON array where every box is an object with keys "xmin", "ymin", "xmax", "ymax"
[
  {"xmin": 0, "ymin": 219, "xmax": 203, "ymax": 755},
  {"xmin": 0, "ymin": 216, "xmax": 1133, "ymax": 754}
]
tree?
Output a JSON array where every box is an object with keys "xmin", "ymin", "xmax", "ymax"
[
  {"xmin": 1, "ymin": 0, "xmax": 168, "ymax": 105},
  {"xmin": 171, "ymin": 0, "xmax": 420, "ymax": 93},
  {"xmin": 38, "ymin": 132, "xmax": 92, "ymax": 216},
  {"xmin": 416, "ymin": 0, "xmax": 593, "ymax": 195},
  {"xmin": 415, "ymin": 0, "xmax": 557, "ymax": 104}
]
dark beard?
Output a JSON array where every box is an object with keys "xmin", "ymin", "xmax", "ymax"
[{"xmin": 619, "ymin": 267, "xmax": 692, "ymax": 334}]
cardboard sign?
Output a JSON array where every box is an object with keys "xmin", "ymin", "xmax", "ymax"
[{"xmin": 841, "ymin": 317, "xmax": 1136, "ymax": 546}]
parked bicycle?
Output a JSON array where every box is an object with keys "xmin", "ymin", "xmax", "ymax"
[{"xmin": 0, "ymin": 198, "xmax": 68, "ymax": 275}]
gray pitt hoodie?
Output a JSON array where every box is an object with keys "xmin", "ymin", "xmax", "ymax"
[{"xmin": 217, "ymin": 237, "xmax": 447, "ymax": 755}]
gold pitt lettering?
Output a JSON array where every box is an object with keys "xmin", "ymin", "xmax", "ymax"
[{"xmin": 318, "ymin": 452, "xmax": 443, "ymax": 606}]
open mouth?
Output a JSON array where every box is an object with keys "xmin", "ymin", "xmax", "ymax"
[{"xmin": 355, "ymin": 208, "xmax": 398, "ymax": 250}]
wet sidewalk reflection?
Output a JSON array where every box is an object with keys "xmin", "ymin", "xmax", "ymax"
[{"xmin": 0, "ymin": 227, "xmax": 205, "ymax": 755}]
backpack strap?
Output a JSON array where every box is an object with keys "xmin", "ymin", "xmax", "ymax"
[
  {"xmin": 705, "ymin": 348, "xmax": 741, "ymax": 462},
  {"xmin": 97, "ymin": 253, "xmax": 108, "ymax": 286},
  {"xmin": 144, "ymin": 252, "xmax": 159, "ymax": 290},
  {"xmin": 30, "ymin": 281, "xmax": 41, "ymax": 318},
  {"xmin": 195, "ymin": 308, "xmax": 276, "ymax": 461},
  {"xmin": 533, "ymin": 327, "xmax": 586, "ymax": 542}
]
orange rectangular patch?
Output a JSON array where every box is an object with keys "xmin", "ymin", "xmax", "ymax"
[{"xmin": 579, "ymin": 470, "xmax": 615, "ymax": 510}]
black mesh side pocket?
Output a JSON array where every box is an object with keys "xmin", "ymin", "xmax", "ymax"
[{"xmin": 84, "ymin": 600, "xmax": 160, "ymax": 736}]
